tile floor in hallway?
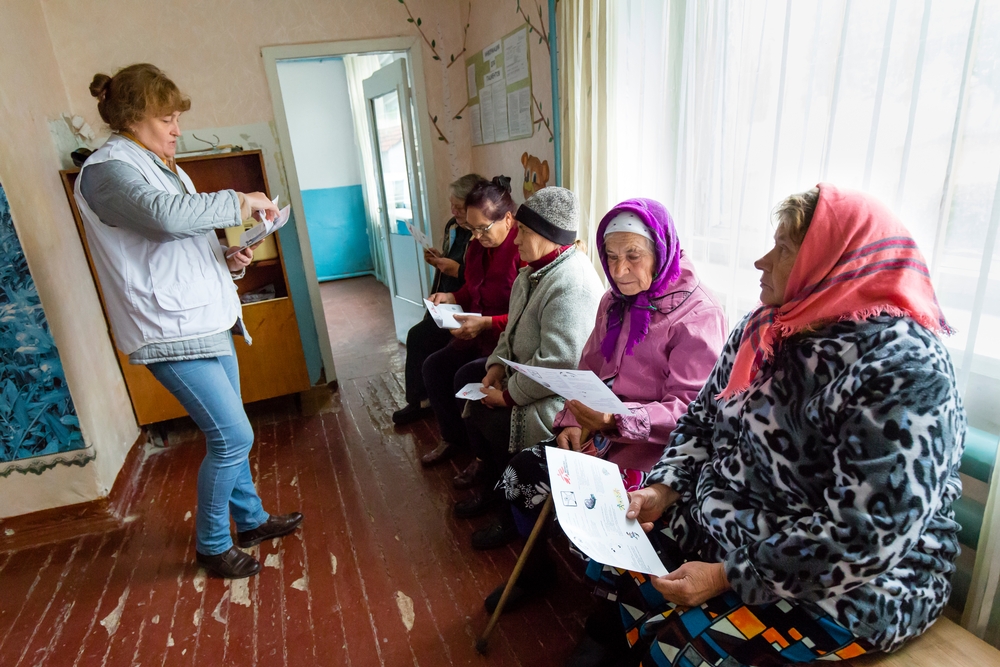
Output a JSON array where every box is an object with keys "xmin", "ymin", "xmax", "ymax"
[{"xmin": 0, "ymin": 276, "xmax": 593, "ymax": 667}]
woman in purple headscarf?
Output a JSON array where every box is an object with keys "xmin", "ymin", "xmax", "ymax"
[{"xmin": 473, "ymin": 198, "xmax": 728, "ymax": 613}]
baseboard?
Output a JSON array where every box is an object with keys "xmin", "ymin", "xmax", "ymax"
[{"xmin": 0, "ymin": 430, "xmax": 148, "ymax": 553}]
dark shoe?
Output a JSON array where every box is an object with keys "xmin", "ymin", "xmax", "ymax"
[
  {"xmin": 454, "ymin": 489, "xmax": 500, "ymax": 519},
  {"xmin": 196, "ymin": 546, "xmax": 260, "ymax": 579},
  {"xmin": 453, "ymin": 458, "xmax": 488, "ymax": 490},
  {"xmin": 420, "ymin": 442, "xmax": 454, "ymax": 467},
  {"xmin": 236, "ymin": 512, "xmax": 304, "ymax": 548},
  {"xmin": 471, "ymin": 514, "xmax": 519, "ymax": 550},
  {"xmin": 483, "ymin": 550, "xmax": 555, "ymax": 613},
  {"xmin": 565, "ymin": 600, "xmax": 635, "ymax": 667},
  {"xmin": 392, "ymin": 403, "xmax": 430, "ymax": 426}
]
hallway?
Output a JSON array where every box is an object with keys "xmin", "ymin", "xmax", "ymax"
[{"xmin": 0, "ymin": 276, "xmax": 591, "ymax": 667}]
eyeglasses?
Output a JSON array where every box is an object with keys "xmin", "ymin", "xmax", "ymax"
[{"xmin": 469, "ymin": 219, "xmax": 499, "ymax": 237}]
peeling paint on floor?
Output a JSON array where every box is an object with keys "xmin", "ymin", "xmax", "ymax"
[
  {"xmin": 291, "ymin": 573, "xmax": 308, "ymax": 591},
  {"xmin": 212, "ymin": 590, "xmax": 230, "ymax": 624},
  {"xmin": 230, "ymin": 577, "xmax": 251, "ymax": 607},
  {"xmin": 100, "ymin": 587, "xmax": 129, "ymax": 636},
  {"xmin": 395, "ymin": 591, "xmax": 414, "ymax": 632},
  {"xmin": 193, "ymin": 568, "xmax": 206, "ymax": 593},
  {"xmin": 330, "ymin": 554, "xmax": 337, "ymax": 575},
  {"xmin": 264, "ymin": 553, "xmax": 281, "ymax": 569}
]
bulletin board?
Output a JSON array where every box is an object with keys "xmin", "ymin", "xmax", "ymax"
[{"xmin": 465, "ymin": 24, "xmax": 533, "ymax": 146}]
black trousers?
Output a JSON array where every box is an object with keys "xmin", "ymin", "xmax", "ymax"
[
  {"xmin": 403, "ymin": 315, "xmax": 454, "ymax": 406},
  {"xmin": 424, "ymin": 345, "xmax": 488, "ymax": 447},
  {"xmin": 464, "ymin": 400, "xmax": 513, "ymax": 481}
]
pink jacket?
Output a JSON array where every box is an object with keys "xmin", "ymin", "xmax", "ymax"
[{"xmin": 552, "ymin": 254, "xmax": 727, "ymax": 472}]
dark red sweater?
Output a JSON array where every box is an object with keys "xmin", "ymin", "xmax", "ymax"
[{"xmin": 452, "ymin": 226, "xmax": 520, "ymax": 352}]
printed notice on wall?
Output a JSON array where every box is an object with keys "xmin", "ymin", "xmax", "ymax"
[
  {"xmin": 507, "ymin": 87, "xmax": 532, "ymax": 139},
  {"xmin": 503, "ymin": 28, "xmax": 529, "ymax": 84},
  {"xmin": 479, "ymin": 86, "xmax": 496, "ymax": 144},
  {"xmin": 469, "ymin": 104, "xmax": 483, "ymax": 146},
  {"xmin": 464, "ymin": 25, "xmax": 533, "ymax": 145}
]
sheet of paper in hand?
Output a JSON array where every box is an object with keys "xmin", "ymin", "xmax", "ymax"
[
  {"xmin": 455, "ymin": 383, "xmax": 488, "ymax": 400},
  {"xmin": 423, "ymin": 299, "xmax": 481, "ymax": 329},
  {"xmin": 545, "ymin": 447, "xmax": 668, "ymax": 576},
  {"xmin": 498, "ymin": 359, "xmax": 630, "ymax": 415},
  {"xmin": 226, "ymin": 197, "xmax": 292, "ymax": 258},
  {"xmin": 406, "ymin": 221, "xmax": 434, "ymax": 250}
]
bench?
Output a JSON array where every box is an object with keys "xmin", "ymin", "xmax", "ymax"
[{"xmin": 852, "ymin": 616, "xmax": 1000, "ymax": 665}]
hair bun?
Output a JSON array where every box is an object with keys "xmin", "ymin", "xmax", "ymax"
[
  {"xmin": 491, "ymin": 175, "xmax": 512, "ymax": 194},
  {"xmin": 89, "ymin": 73, "xmax": 112, "ymax": 99}
]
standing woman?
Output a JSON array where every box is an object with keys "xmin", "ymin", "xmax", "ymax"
[{"xmin": 75, "ymin": 64, "xmax": 302, "ymax": 579}]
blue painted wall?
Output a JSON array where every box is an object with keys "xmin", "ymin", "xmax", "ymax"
[
  {"xmin": 0, "ymin": 181, "xmax": 84, "ymax": 464},
  {"xmin": 276, "ymin": 214, "xmax": 325, "ymax": 385},
  {"xmin": 302, "ymin": 185, "xmax": 373, "ymax": 281}
]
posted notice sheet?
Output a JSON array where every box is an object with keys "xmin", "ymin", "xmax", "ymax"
[
  {"xmin": 499, "ymin": 359, "xmax": 630, "ymax": 415},
  {"xmin": 545, "ymin": 447, "xmax": 667, "ymax": 576}
]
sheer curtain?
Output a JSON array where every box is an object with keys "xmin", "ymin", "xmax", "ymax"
[
  {"xmin": 558, "ymin": 0, "xmax": 616, "ymax": 270},
  {"xmin": 344, "ymin": 54, "xmax": 387, "ymax": 284},
  {"xmin": 602, "ymin": 0, "xmax": 1000, "ymax": 640}
]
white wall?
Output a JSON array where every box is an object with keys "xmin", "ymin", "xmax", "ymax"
[{"xmin": 276, "ymin": 59, "xmax": 362, "ymax": 191}]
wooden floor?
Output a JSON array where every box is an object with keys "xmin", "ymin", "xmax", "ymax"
[{"xmin": 0, "ymin": 276, "xmax": 592, "ymax": 667}]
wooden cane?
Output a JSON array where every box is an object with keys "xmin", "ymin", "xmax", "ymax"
[
  {"xmin": 476, "ymin": 428, "xmax": 591, "ymax": 654},
  {"xmin": 475, "ymin": 493, "xmax": 553, "ymax": 654}
]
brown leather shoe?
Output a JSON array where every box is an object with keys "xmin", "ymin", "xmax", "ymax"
[
  {"xmin": 453, "ymin": 458, "xmax": 487, "ymax": 490},
  {"xmin": 196, "ymin": 546, "xmax": 261, "ymax": 579},
  {"xmin": 420, "ymin": 442, "xmax": 454, "ymax": 467},
  {"xmin": 236, "ymin": 512, "xmax": 303, "ymax": 548}
]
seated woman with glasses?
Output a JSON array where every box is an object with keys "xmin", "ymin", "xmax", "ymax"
[
  {"xmin": 392, "ymin": 173, "xmax": 482, "ymax": 426},
  {"xmin": 419, "ymin": 176, "xmax": 521, "ymax": 475}
]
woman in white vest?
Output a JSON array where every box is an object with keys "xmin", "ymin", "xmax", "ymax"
[{"xmin": 75, "ymin": 64, "xmax": 302, "ymax": 579}]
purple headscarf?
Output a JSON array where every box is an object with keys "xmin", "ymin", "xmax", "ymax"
[{"xmin": 597, "ymin": 198, "xmax": 682, "ymax": 360}]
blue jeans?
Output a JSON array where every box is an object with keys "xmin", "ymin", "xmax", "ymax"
[{"xmin": 148, "ymin": 340, "xmax": 269, "ymax": 556}]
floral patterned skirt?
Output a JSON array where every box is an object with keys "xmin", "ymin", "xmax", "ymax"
[{"xmin": 499, "ymin": 442, "xmax": 647, "ymax": 538}]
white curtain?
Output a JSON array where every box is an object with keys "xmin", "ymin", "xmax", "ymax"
[
  {"xmin": 344, "ymin": 54, "xmax": 387, "ymax": 284},
  {"xmin": 558, "ymin": 0, "xmax": 617, "ymax": 271},
  {"xmin": 602, "ymin": 0, "xmax": 1000, "ymax": 640}
]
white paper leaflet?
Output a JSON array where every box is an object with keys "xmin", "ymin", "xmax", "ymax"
[
  {"xmin": 498, "ymin": 358, "xmax": 630, "ymax": 415},
  {"xmin": 545, "ymin": 447, "xmax": 668, "ymax": 576},
  {"xmin": 423, "ymin": 299, "xmax": 481, "ymax": 329}
]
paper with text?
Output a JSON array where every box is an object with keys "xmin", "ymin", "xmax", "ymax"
[
  {"xmin": 499, "ymin": 359, "xmax": 630, "ymax": 415},
  {"xmin": 545, "ymin": 447, "xmax": 668, "ymax": 576},
  {"xmin": 455, "ymin": 383, "xmax": 487, "ymax": 400},
  {"xmin": 423, "ymin": 299, "xmax": 481, "ymax": 329},
  {"xmin": 405, "ymin": 221, "xmax": 434, "ymax": 250},
  {"xmin": 226, "ymin": 197, "xmax": 290, "ymax": 258}
]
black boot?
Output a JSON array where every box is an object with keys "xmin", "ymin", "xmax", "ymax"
[
  {"xmin": 483, "ymin": 545, "xmax": 556, "ymax": 614},
  {"xmin": 564, "ymin": 599, "xmax": 637, "ymax": 667}
]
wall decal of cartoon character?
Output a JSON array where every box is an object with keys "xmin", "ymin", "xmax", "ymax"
[{"xmin": 521, "ymin": 152, "xmax": 550, "ymax": 200}]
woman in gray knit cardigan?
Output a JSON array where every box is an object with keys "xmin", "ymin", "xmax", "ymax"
[{"xmin": 453, "ymin": 187, "xmax": 604, "ymax": 523}]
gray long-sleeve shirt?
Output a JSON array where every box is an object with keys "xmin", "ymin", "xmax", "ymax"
[{"xmin": 79, "ymin": 155, "xmax": 244, "ymax": 364}]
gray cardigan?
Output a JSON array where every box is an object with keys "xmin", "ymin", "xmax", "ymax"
[{"xmin": 487, "ymin": 248, "xmax": 604, "ymax": 452}]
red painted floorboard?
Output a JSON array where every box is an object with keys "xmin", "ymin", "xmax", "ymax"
[{"xmin": 0, "ymin": 277, "xmax": 591, "ymax": 666}]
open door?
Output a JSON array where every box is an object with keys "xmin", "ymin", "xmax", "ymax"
[{"xmin": 363, "ymin": 59, "xmax": 432, "ymax": 343}]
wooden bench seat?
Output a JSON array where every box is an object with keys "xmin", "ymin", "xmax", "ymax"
[{"xmin": 852, "ymin": 617, "xmax": 1000, "ymax": 665}]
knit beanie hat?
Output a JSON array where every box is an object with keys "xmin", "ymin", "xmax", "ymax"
[{"xmin": 515, "ymin": 187, "xmax": 580, "ymax": 245}]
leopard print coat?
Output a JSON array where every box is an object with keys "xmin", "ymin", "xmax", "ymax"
[{"xmin": 648, "ymin": 315, "xmax": 965, "ymax": 652}]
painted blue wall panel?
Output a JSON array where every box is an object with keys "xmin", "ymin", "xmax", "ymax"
[
  {"xmin": 0, "ymin": 181, "xmax": 84, "ymax": 464},
  {"xmin": 301, "ymin": 186, "xmax": 373, "ymax": 281},
  {"xmin": 275, "ymin": 213, "xmax": 324, "ymax": 385}
]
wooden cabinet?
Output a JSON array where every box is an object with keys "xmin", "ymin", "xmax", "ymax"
[{"xmin": 60, "ymin": 150, "xmax": 311, "ymax": 425}]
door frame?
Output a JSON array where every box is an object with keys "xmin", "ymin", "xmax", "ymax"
[{"xmin": 261, "ymin": 36, "xmax": 441, "ymax": 383}]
